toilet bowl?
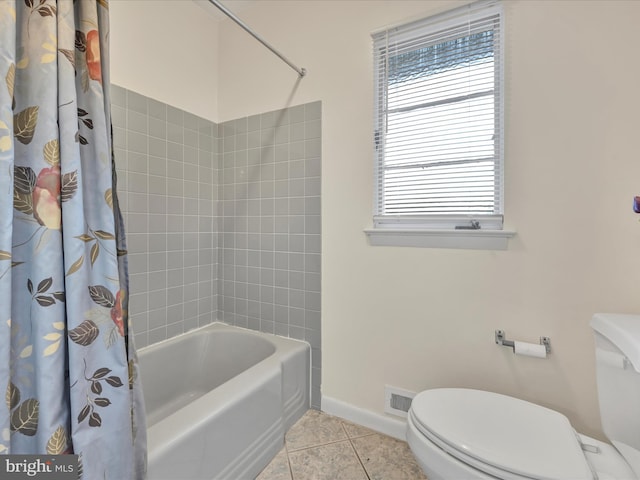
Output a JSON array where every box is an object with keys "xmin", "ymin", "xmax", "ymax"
[
  {"xmin": 407, "ymin": 388, "xmax": 635, "ymax": 479},
  {"xmin": 407, "ymin": 314, "xmax": 640, "ymax": 480}
]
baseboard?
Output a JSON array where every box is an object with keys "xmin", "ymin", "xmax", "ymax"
[{"xmin": 321, "ymin": 395, "xmax": 407, "ymax": 441}]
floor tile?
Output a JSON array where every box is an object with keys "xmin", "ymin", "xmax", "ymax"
[
  {"xmin": 256, "ymin": 446, "xmax": 292, "ymax": 480},
  {"xmin": 285, "ymin": 409, "xmax": 347, "ymax": 451},
  {"xmin": 341, "ymin": 420, "xmax": 376, "ymax": 439},
  {"xmin": 288, "ymin": 440, "xmax": 368, "ymax": 480},
  {"xmin": 257, "ymin": 410, "xmax": 429, "ymax": 480},
  {"xmin": 351, "ymin": 433, "xmax": 428, "ymax": 480}
]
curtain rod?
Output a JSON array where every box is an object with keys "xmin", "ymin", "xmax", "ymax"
[{"xmin": 208, "ymin": 0, "xmax": 307, "ymax": 78}]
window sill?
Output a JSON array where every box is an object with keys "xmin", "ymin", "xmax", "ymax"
[{"xmin": 364, "ymin": 227, "xmax": 516, "ymax": 250}]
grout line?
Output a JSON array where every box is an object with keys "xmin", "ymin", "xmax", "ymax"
[
  {"xmin": 285, "ymin": 444, "xmax": 294, "ymax": 480},
  {"xmin": 286, "ymin": 436, "xmax": 350, "ymax": 453},
  {"xmin": 340, "ymin": 421, "xmax": 372, "ymax": 480},
  {"xmin": 348, "ymin": 437, "xmax": 371, "ymax": 480}
]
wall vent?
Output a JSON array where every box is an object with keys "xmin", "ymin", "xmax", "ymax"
[{"xmin": 384, "ymin": 385, "xmax": 416, "ymax": 418}]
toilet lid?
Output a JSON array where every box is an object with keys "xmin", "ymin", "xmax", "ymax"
[{"xmin": 410, "ymin": 389, "xmax": 594, "ymax": 480}]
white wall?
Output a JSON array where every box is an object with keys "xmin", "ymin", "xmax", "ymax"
[
  {"xmin": 110, "ymin": 0, "xmax": 640, "ymax": 439},
  {"xmin": 216, "ymin": 0, "xmax": 640, "ymax": 439},
  {"xmin": 110, "ymin": 0, "xmax": 219, "ymax": 122}
]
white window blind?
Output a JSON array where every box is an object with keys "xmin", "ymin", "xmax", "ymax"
[{"xmin": 373, "ymin": 0, "xmax": 504, "ymax": 230}]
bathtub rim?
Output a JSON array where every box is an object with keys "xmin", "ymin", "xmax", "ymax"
[{"xmin": 138, "ymin": 321, "xmax": 310, "ymax": 357}]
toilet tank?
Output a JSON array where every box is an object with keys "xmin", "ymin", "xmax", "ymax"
[{"xmin": 591, "ymin": 313, "xmax": 640, "ymax": 477}]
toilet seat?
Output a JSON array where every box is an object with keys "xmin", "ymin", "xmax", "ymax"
[{"xmin": 410, "ymin": 388, "xmax": 595, "ymax": 480}]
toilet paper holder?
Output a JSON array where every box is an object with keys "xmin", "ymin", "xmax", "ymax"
[{"xmin": 495, "ymin": 330, "xmax": 551, "ymax": 354}]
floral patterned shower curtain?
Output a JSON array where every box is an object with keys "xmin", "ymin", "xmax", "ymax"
[{"xmin": 0, "ymin": 1, "xmax": 146, "ymax": 478}]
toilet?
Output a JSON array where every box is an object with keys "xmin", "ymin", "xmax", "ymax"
[{"xmin": 407, "ymin": 313, "xmax": 640, "ymax": 479}]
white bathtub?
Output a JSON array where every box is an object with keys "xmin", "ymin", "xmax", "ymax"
[{"xmin": 139, "ymin": 322, "xmax": 310, "ymax": 480}]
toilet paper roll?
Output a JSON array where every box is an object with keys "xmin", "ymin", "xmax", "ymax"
[{"xmin": 513, "ymin": 341, "xmax": 547, "ymax": 358}]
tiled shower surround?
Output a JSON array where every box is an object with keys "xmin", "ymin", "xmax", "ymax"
[{"xmin": 111, "ymin": 85, "xmax": 321, "ymax": 409}]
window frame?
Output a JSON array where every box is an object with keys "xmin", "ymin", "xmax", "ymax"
[{"xmin": 366, "ymin": 1, "xmax": 514, "ymax": 250}]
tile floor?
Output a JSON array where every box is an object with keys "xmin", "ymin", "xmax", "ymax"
[{"xmin": 256, "ymin": 410, "xmax": 427, "ymax": 480}]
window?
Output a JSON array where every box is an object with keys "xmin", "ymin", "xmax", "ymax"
[{"xmin": 367, "ymin": 1, "xmax": 513, "ymax": 249}]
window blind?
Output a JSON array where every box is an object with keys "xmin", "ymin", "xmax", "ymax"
[{"xmin": 373, "ymin": 1, "xmax": 503, "ymax": 229}]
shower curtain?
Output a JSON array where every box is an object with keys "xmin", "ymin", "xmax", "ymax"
[{"xmin": 0, "ymin": 1, "xmax": 146, "ymax": 478}]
